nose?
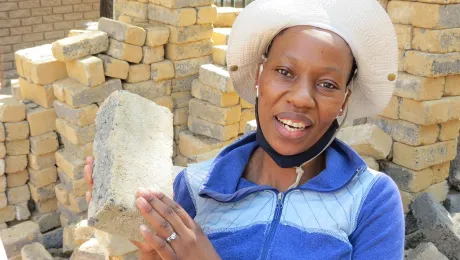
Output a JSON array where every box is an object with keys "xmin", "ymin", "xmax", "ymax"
[{"xmin": 286, "ymin": 77, "xmax": 316, "ymax": 109}]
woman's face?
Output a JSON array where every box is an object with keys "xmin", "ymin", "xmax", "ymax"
[{"xmin": 257, "ymin": 26, "xmax": 354, "ymax": 156}]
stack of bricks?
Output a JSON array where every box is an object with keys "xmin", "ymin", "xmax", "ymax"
[
  {"xmin": 113, "ymin": 0, "xmax": 222, "ymax": 163},
  {"xmin": 174, "ymin": 7, "xmax": 255, "ymax": 166},
  {"xmin": 363, "ymin": 0, "xmax": 460, "ymax": 213},
  {"xmin": 0, "ymin": 0, "xmax": 101, "ymax": 88}
]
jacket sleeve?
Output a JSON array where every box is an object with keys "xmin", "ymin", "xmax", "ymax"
[
  {"xmin": 349, "ymin": 173, "xmax": 405, "ymax": 260},
  {"xmin": 173, "ymin": 169, "xmax": 197, "ymax": 219}
]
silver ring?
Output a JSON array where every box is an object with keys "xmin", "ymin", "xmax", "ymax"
[{"xmin": 166, "ymin": 231, "xmax": 177, "ymax": 243}]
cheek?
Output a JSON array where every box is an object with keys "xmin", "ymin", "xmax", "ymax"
[{"xmin": 316, "ymin": 98, "xmax": 343, "ymax": 123}]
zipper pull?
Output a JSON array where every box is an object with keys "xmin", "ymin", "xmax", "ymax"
[{"xmin": 277, "ymin": 192, "xmax": 283, "ymax": 202}]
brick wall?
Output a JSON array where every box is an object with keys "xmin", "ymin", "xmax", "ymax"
[{"xmin": 0, "ymin": 0, "xmax": 101, "ymax": 88}]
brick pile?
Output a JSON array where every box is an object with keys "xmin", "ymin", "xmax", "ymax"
[{"xmin": 0, "ymin": 0, "xmax": 101, "ymax": 89}]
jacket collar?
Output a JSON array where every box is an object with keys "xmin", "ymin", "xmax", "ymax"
[{"xmin": 198, "ymin": 132, "xmax": 367, "ymax": 203}]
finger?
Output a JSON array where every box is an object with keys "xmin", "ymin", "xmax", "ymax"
[
  {"xmin": 136, "ymin": 196, "xmax": 176, "ymax": 239},
  {"xmin": 142, "ymin": 188, "xmax": 189, "ymax": 236},
  {"xmin": 148, "ymin": 188, "xmax": 194, "ymax": 229},
  {"xmin": 130, "ymin": 240, "xmax": 163, "ymax": 260},
  {"xmin": 84, "ymin": 157, "xmax": 94, "ymax": 189},
  {"xmin": 140, "ymin": 224, "xmax": 176, "ymax": 260}
]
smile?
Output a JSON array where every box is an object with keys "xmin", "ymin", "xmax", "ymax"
[{"xmin": 275, "ymin": 116, "xmax": 307, "ymax": 131}]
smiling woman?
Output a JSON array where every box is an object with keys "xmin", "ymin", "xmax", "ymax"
[{"xmin": 85, "ymin": 0, "xmax": 403, "ymax": 259}]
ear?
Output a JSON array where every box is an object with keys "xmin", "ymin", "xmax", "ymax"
[
  {"xmin": 338, "ymin": 89, "xmax": 352, "ymax": 116},
  {"xmin": 255, "ymin": 63, "xmax": 262, "ymax": 89}
]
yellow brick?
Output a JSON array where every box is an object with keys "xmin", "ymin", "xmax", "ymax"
[
  {"xmin": 6, "ymin": 169, "xmax": 29, "ymax": 188},
  {"xmin": 149, "ymin": 0, "xmax": 213, "ymax": 8},
  {"xmin": 167, "ymin": 24, "xmax": 213, "ymax": 44},
  {"xmin": 52, "ymin": 31, "xmax": 109, "ymax": 62},
  {"xmin": 212, "ymin": 28, "xmax": 231, "ymax": 45},
  {"xmin": 147, "ymin": 4, "xmax": 196, "ymax": 27},
  {"xmin": 394, "ymin": 24, "xmax": 412, "ymax": 50},
  {"xmin": 412, "ymin": 28, "xmax": 460, "ymax": 54},
  {"xmin": 6, "ymin": 139, "xmax": 29, "ymax": 156},
  {"xmin": 368, "ymin": 116, "xmax": 439, "ymax": 146},
  {"xmin": 173, "ymin": 107, "xmax": 188, "ymax": 126},
  {"xmin": 444, "ymin": 96, "xmax": 460, "ymax": 120},
  {"xmin": 55, "ymin": 150, "xmax": 85, "ymax": 180},
  {"xmin": 195, "ymin": 5, "xmax": 217, "ymax": 24},
  {"xmin": 387, "ymin": 1, "xmax": 415, "ymax": 25},
  {"xmin": 404, "ymin": 51, "xmax": 460, "ymax": 77},
  {"xmin": 174, "ymin": 153, "xmax": 194, "ymax": 167},
  {"xmin": 35, "ymin": 197, "xmax": 58, "ymax": 214},
  {"xmin": 188, "ymin": 116, "xmax": 239, "ymax": 141},
  {"xmin": 444, "ymin": 75, "xmax": 460, "ymax": 96},
  {"xmin": 398, "ymin": 49, "xmax": 405, "ymax": 72},
  {"xmin": 115, "ymin": 0, "xmax": 148, "ymax": 19},
  {"xmin": 439, "ymin": 119, "xmax": 460, "ymax": 141},
  {"xmin": 399, "ymin": 98, "xmax": 450, "ymax": 125},
  {"xmin": 173, "ymin": 55, "xmax": 212, "ymax": 78},
  {"xmin": 153, "ymin": 96, "xmax": 174, "ymax": 111},
  {"xmin": 381, "ymin": 161, "xmax": 434, "ymax": 193},
  {"xmin": 126, "ymin": 64, "xmax": 150, "ymax": 83},
  {"xmin": 29, "ymin": 132, "xmax": 59, "ymax": 155},
  {"xmin": 123, "ymin": 80, "xmax": 171, "ymax": 102},
  {"xmin": 0, "ymin": 96, "xmax": 26, "ymax": 122},
  {"xmin": 189, "ymin": 98, "xmax": 241, "ymax": 125},
  {"xmin": 26, "ymin": 103, "xmax": 57, "ymax": 137},
  {"xmin": 142, "ymin": 46, "xmax": 164, "ymax": 64},
  {"xmin": 362, "ymin": 155, "xmax": 379, "ymax": 171},
  {"xmin": 98, "ymin": 17, "xmax": 146, "ymax": 46},
  {"xmin": 394, "ymin": 72, "xmax": 444, "ymax": 101},
  {"xmin": 191, "ymin": 79, "xmax": 239, "ymax": 107},
  {"xmin": 66, "ymin": 56, "xmax": 105, "ymax": 87},
  {"xmin": 144, "ymin": 25, "xmax": 169, "ymax": 47},
  {"xmin": 379, "ymin": 95, "xmax": 400, "ymax": 120},
  {"xmin": 431, "ymin": 162, "xmax": 450, "ymax": 184},
  {"xmin": 412, "ymin": 2, "xmax": 460, "ymax": 29},
  {"xmin": 0, "ymin": 143, "xmax": 5, "ymax": 158},
  {"xmin": 54, "ymin": 100, "xmax": 97, "ymax": 127},
  {"xmin": 106, "ymin": 39, "xmax": 143, "ymax": 64},
  {"xmin": 5, "ymin": 155, "xmax": 27, "ymax": 174},
  {"xmin": 56, "ymin": 118, "xmax": 95, "ymax": 145},
  {"xmin": 214, "ymin": 7, "xmax": 241, "ymax": 28},
  {"xmin": 171, "ymin": 91, "xmax": 192, "ymax": 109},
  {"xmin": 28, "ymin": 152, "xmax": 56, "ymax": 171},
  {"xmin": 97, "ymin": 54, "xmax": 129, "ymax": 80},
  {"xmin": 212, "ymin": 45, "xmax": 227, "ymax": 67},
  {"xmin": 67, "ymin": 30, "xmax": 91, "ymax": 37},
  {"xmin": 178, "ymin": 130, "xmax": 226, "ymax": 158},
  {"xmin": 151, "ymin": 60, "xmax": 175, "ymax": 81},
  {"xmin": 5, "ymin": 121, "xmax": 29, "ymax": 141},
  {"xmin": 18, "ymin": 78, "xmax": 55, "ymax": 108},
  {"xmin": 61, "ymin": 136, "xmax": 93, "ymax": 159},
  {"xmin": 239, "ymin": 108, "xmax": 255, "ymax": 134},
  {"xmin": 399, "ymin": 189, "xmax": 415, "ymax": 213},
  {"xmin": 393, "ymin": 139, "xmax": 457, "ymax": 170},
  {"xmin": 240, "ymin": 98, "xmax": 254, "ymax": 109},
  {"xmin": 421, "ymin": 180, "xmax": 449, "ymax": 202},
  {"xmin": 199, "ymin": 63, "xmax": 234, "ymax": 92},
  {"xmin": 55, "ymin": 183, "xmax": 69, "ymax": 205},
  {"xmin": 28, "ymin": 166, "xmax": 57, "ymax": 189},
  {"xmin": 165, "ymin": 39, "xmax": 213, "ymax": 61}
]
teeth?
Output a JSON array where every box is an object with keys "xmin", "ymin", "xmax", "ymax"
[{"xmin": 277, "ymin": 117, "xmax": 306, "ymax": 129}]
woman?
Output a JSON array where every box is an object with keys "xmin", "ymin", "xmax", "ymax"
[{"xmin": 85, "ymin": 0, "xmax": 404, "ymax": 259}]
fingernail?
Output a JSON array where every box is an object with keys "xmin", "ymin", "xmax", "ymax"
[
  {"xmin": 137, "ymin": 187, "xmax": 148, "ymax": 196},
  {"xmin": 140, "ymin": 224, "xmax": 148, "ymax": 232}
]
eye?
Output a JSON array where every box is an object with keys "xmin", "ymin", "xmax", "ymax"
[
  {"xmin": 276, "ymin": 68, "xmax": 292, "ymax": 78},
  {"xmin": 318, "ymin": 82, "xmax": 337, "ymax": 90}
]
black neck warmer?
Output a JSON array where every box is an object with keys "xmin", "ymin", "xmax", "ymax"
[{"xmin": 255, "ymin": 98, "xmax": 340, "ymax": 168}]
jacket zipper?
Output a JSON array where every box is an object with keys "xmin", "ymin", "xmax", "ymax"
[{"xmin": 260, "ymin": 191, "xmax": 286, "ymax": 260}]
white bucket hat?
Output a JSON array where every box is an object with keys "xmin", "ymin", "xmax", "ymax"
[{"xmin": 226, "ymin": 0, "xmax": 398, "ymax": 121}]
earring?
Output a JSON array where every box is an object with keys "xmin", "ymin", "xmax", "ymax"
[{"xmin": 340, "ymin": 109, "xmax": 343, "ymax": 112}]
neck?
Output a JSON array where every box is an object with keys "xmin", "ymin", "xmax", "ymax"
[{"xmin": 244, "ymin": 147, "xmax": 326, "ymax": 192}]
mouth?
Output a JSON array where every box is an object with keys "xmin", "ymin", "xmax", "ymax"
[
  {"xmin": 275, "ymin": 116, "xmax": 308, "ymax": 131},
  {"xmin": 273, "ymin": 113, "xmax": 313, "ymax": 139}
]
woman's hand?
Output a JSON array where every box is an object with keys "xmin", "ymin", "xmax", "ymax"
[{"xmin": 135, "ymin": 187, "xmax": 221, "ymax": 260}]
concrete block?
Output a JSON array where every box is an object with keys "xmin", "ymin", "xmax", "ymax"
[
  {"xmin": 70, "ymin": 238, "xmax": 109, "ymax": 260},
  {"xmin": 412, "ymin": 28, "xmax": 460, "ymax": 54},
  {"xmin": 98, "ymin": 17, "xmax": 146, "ymax": 46},
  {"xmin": 404, "ymin": 51, "xmax": 460, "ymax": 78},
  {"xmin": 5, "ymin": 121, "xmax": 29, "ymax": 141},
  {"xmin": 172, "ymin": 75, "xmax": 197, "ymax": 92},
  {"xmin": 148, "ymin": 4, "xmax": 196, "ymax": 26},
  {"xmin": 5, "ymin": 155, "xmax": 27, "ymax": 174},
  {"xmin": 168, "ymin": 24, "xmax": 213, "ymax": 44},
  {"xmin": 151, "ymin": 60, "xmax": 175, "ymax": 81},
  {"xmin": 214, "ymin": 7, "xmax": 241, "ymax": 27},
  {"xmin": 199, "ymin": 64, "xmax": 234, "ymax": 92},
  {"xmin": 25, "ymin": 103, "xmax": 56, "ymax": 136},
  {"xmin": 28, "ymin": 152, "xmax": 56, "ymax": 171},
  {"xmin": 188, "ymin": 116, "xmax": 238, "ymax": 141},
  {"xmin": 412, "ymin": 2, "xmax": 460, "ymax": 30},
  {"xmin": 444, "ymin": 190, "xmax": 460, "ymax": 214},
  {"xmin": 52, "ymin": 31, "xmax": 109, "ymax": 62},
  {"xmin": 66, "ymin": 56, "xmax": 105, "ymax": 87},
  {"xmin": 171, "ymin": 91, "xmax": 191, "ymax": 109},
  {"xmin": 191, "ymin": 79, "xmax": 239, "ymax": 107},
  {"xmin": 394, "ymin": 72, "xmax": 444, "ymax": 101},
  {"xmin": 123, "ymin": 80, "xmax": 171, "ymax": 101},
  {"xmin": 6, "ymin": 170, "xmax": 28, "ymax": 188},
  {"xmin": 0, "ymin": 96, "xmax": 26, "ymax": 122},
  {"xmin": 212, "ymin": 45, "xmax": 227, "ymax": 66},
  {"xmin": 400, "ymin": 98, "xmax": 450, "ymax": 125},
  {"xmin": 189, "ymin": 98, "xmax": 241, "ymax": 125},
  {"xmin": 165, "ymin": 39, "xmax": 213, "ymax": 61},
  {"xmin": 196, "ymin": 5, "xmax": 217, "ymax": 24},
  {"xmin": 55, "ymin": 150, "xmax": 86, "ymax": 180},
  {"xmin": 142, "ymin": 46, "xmax": 164, "ymax": 64},
  {"xmin": 212, "ymin": 28, "xmax": 231, "ymax": 45},
  {"xmin": 88, "ymin": 90, "xmax": 173, "ymax": 241},
  {"xmin": 7, "ymin": 185, "xmax": 30, "ymax": 205},
  {"xmin": 106, "ymin": 38, "xmax": 143, "ymax": 64},
  {"xmin": 0, "ymin": 221, "xmax": 42, "ymax": 258},
  {"xmin": 97, "ymin": 54, "xmax": 129, "ymax": 80},
  {"xmin": 18, "ymin": 78, "xmax": 55, "ymax": 109},
  {"xmin": 28, "ymin": 166, "xmax": 57, "ymax": 189},
  {"xmin": 74, "ymin": 220, "xmax": 95, "ymax": 243},
  {"xmin": 31, "ymin": 210, "xmax": 61, "ymax": 233},
  {"xmin": 6, "ymin": 139, "xmax": 29, "ymax": 156},
  {"xmin": 94, "ymin": 229, "xmax": 137, "ymax": 256},
  {"xmin": 14, "ymin": 202, "xmax": 30, "ymax": 221},
  {"xmin": 116, "ymin": 0, "xmax": 148, "ymax": 19},
  {"xmin": 0, "ymin": 205, "xmax": 15, "ymax": 223},
  {"xmin": 336, "ymin": 124, "xmax": 392, "ymax": 159},
  {"xmin": 381, "ymin": 161, "xmax": 433, "ymax": 193},
  {"xmin": 35, "ymin": 197, "xmax": 58, "ymax": 214},
  {"xmin": 144, "ymin": 25, "xmax": 169, "ymax": 47},
  {"xmin": 173, "ymin": 107, "xmax": 188, "ymax": 126},
  {"xmin": 126, "ymin": 64, "xmax": 151, "ymax": 83},
  {"xmin": 407, "ymin": 242, "xmax": 449, "ymax": 260},
  {"xmin": 58, "ymin": 170, "xmax": 89, "ymax": 197},
  {"xmin": 393, "ymin": 139, "xmax": 457, "ymax": 171},
  {"xmin": 55, "ymin": 183, "xmax": 69, "ymax": 205},
  {"xmin": 53, "ymin": 78, "xmax": 122, "ymax": 109},
  {"xmin": 178, "ymin": 130, "xmax": 234, "ymax": 158},
  {"xmin": 54, "ymin": 100, "xmax": 98, "ymax": 127},
  {"xmin": 43, "ymin": 227, "xmax": 63, "ymax": 249},
  {"xmin": 21, "ymin": 242, "xmax": 53, "ymax": 260},
  {"xmin": 172, "ymin": 55, "xmax": 212, "ymax": 78},
  {"xmin": 410, "ymin": 193, "xmax": 460, "ymax": 259},
  {"xmin": 29, "ymin": 132, "xmax": 59, "ymax": 155},
  {"xmin": 56, "ymin": 118, "xmax": 95, "ymax": 145},
  {"xmin": 423, "ymin": 180, "xmax": 449, "ymax": 203},
  {"xmin": 68, "ymin": 193, "xmax": 88, "ymax": 213}
]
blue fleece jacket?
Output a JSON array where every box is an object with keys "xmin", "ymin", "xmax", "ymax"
[{"xmin": 173, "ymin": 133, "xmax": 405, "ymax": 260}]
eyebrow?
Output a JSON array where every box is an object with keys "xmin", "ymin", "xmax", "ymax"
[{"xmin": 281, "ymin": 53, "xmax": 344, "ymax": 75}]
